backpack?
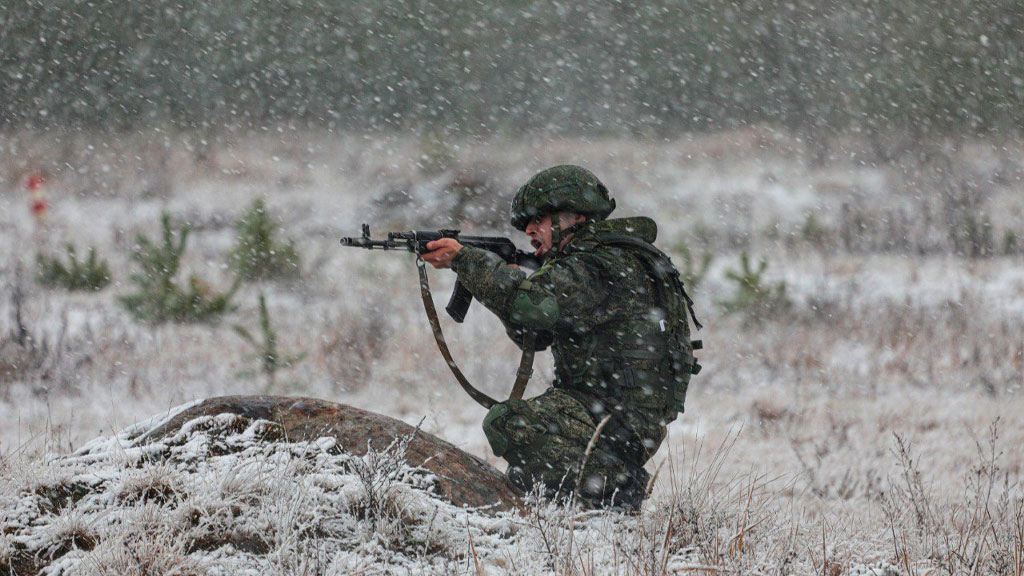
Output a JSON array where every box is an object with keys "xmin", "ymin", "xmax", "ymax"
[{"xmin": 595, "ymin": 233, "xmax": 703, "ymax": 412}]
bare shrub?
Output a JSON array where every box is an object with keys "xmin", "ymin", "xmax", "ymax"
[
  {"xmin": 884, "ymin": 421, "xmax": 1024, "ymax": 575},
  {"xmin": 1, "ymin": 271, "xmax": 95, "ymax": 397},
  {"xmin": 343, "ymin": 430, "xmax": 441, "ymax": 553},
  {"xmin": 519, "ymin": 491, "xmax": 579, "ymax": 573}
]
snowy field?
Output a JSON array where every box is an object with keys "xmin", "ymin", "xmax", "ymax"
[{"xmin": 1, "ymin": 129, "xmax": 1023, "ymax": 574}]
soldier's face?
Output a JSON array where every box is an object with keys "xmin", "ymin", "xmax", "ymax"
[
  {"xmin": 525, "ymin": 212, "xmax": 584, "ymax": 257},
  {"xmin": 525, "ymin": 214, "xmax": 553, "ymax": 256}
]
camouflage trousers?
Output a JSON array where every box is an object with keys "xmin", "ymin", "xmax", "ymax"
[{"xmin": 482, "ymin": 388, "xmax": 656, "ymax": 510}]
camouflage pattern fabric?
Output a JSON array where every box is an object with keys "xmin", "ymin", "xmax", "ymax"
[
  {"xmin": 452, "ymin": 216, "xmax": 695, "ymax": 509},
  {"xmin": 481, "ymin": 389, "xmax": 647, "ymax": 509},
  {"xmin": 509, "ymin": 165, "xmax": 616, "ymax": 231}
]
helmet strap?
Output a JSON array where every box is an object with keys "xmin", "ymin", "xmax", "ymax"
[
  {"xmin": 549, "ymin": 217, "xmax": 563, "ymax": 257},
  {"xmin": 549, "ymin": 214, "xmax": 586, "ymax": 258},
  {"xmin": 561, "ymin": 220, "xmax": 586, "ymax": 237}
]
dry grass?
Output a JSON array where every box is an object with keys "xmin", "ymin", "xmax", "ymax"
[{"xmin": 2, "ymin": 128, "xmax": 1024, "ymax": 573}]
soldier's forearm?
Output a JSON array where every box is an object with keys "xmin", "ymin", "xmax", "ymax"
[{"xmin": 451, "ymin": 246, "xmax": 527, "ymax": 319}]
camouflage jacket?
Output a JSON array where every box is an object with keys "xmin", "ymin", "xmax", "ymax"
[{"xmin": 451, "ymin": 216, "xmax": 695, "ymax": 431}]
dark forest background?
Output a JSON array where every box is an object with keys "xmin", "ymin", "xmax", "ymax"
[{"xmin": 3, "ymin": 0, "xmax": 1023, "ymax": 140}]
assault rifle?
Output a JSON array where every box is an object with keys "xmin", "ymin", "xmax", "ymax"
[
  {"xmin": 341, "ymin": 224, "xmax": 543, "ymax": 409},
  {"xmin": 340, "ymin": 224, "xmax": 541, "ymax": 322}
]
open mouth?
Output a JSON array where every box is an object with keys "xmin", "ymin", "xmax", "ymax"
[{"xmin": 530, "ymin": 239, "xmax": 542, "ymax": 251}]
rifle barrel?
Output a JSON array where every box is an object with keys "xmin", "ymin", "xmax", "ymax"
[{"xmin": 339, "ymin": 237, "xmax": 411, "ymax": 251}]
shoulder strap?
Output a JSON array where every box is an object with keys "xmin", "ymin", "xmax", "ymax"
[{"xmin": 595, "ymin": 233, "xmax": 703, "ymax": 331}]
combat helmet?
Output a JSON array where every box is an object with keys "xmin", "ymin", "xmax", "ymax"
[{"xmin": 510, "ymin": 165, "xmax": 616, "ymax": 231}]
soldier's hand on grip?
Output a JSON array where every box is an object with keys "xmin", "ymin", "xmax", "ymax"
[{"xmin": 422, "ymin": 238, "xmax": 462, "ymax": 269}]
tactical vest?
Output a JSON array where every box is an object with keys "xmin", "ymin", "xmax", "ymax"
[{"xmin": 553, "ymin": 233, "xmax": 702, "ymax": 416}]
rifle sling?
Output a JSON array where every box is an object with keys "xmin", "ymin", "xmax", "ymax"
[
  {"xmin": 508, "ymin": 332, "xmax": 536, "ymax": 401},
  {"xmin": 417, "ymin": 259, "xmax": 498, "ymax": 410}
]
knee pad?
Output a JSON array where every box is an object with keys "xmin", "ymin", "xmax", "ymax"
[
  {"xmin": 482, "ymin": 402, "xmax": 513, "ymax": 457},
  {"xmin": 482, "ymin": 399, "xmax": 541, "ymax": 458}
]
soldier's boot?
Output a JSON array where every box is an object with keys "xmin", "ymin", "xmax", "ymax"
[
  {"xmin": 576, "ymin": 448, "xmax": 650, "ymax": 512},
  {"xmin": 606, "ymin": 467, "xmax": 649, "ymax": 512}
]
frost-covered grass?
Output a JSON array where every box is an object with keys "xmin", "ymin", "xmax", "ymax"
[
  {"xmin": 2, "ymin": 129, "xmax": 1024, "ymax": 574},
  {"xmin": 1, "ymin": 407, "xmax": 1019, "ymax": 575}
]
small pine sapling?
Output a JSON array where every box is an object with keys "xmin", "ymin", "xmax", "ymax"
[
  {"xmin": 120, "ymin": 213, "xmax": 237, "ymax": 323},
  {"xmin": 229, "ymin": 199, "xmax": 300, "ymax": 281},
  {"xmin": 800, "ymin": 212, "xmax": 829, "ymax": 247},
  {"xmin": 232, "ymin": 293, "xmax": 305, "ymax": 390},
  {"xmin": 719, "ymin": 251, "xmax": 790, "ymax": 317},
  {"xmin": 36, "ymin": 245, "xmax": 112, "ymax": 291}
]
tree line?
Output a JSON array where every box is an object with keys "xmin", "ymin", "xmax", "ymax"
[{"xmin": 2, "ymin": 0, "xmax": 1022, "ymax": 137}]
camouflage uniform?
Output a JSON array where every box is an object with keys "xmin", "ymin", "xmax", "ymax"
[{"xmin": 451, "ymin": 209, "xmax": 699, "ymax": 509}]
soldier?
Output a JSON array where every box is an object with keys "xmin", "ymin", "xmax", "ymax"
[{"xmin": 422, "ymin": 165, "xmax": 701, "ymax": 510}]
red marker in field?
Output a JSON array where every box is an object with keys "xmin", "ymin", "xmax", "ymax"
[
  {"xmin": 27, "ymin": 174, "xmax": 45, "ymax": 191},
  {"xmin": 26, "ymin": 173, "xmax": 48, "ymax": 218}
]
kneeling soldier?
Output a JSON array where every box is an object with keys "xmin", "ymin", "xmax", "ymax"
[{"xmin": 422, "ymin": 165, "xmax": 701, "ymax": 510}]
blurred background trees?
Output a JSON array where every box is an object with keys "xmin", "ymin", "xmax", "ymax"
[{"xmin": 2, "ymin": 0, "xmax": 1021, "ymax": 141}]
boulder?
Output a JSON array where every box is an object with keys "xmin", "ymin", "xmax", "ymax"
[{"xmin": 137, "ymin": 395, "xmax": 523, "ymax": 512}]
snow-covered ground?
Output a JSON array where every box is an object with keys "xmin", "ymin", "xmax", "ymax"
[{"xmin": 2, "ymin": 130, "xmax": 1022, "ymax": 574}]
